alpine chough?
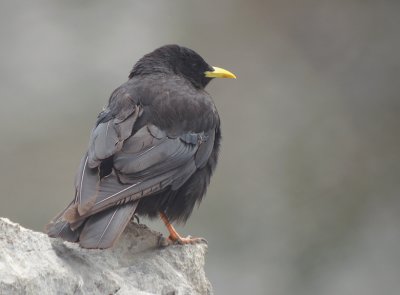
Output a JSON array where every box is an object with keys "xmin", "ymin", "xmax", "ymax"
[{"xmin": 46, "ymin": 45, "xmax": 236, "ymax": 249}]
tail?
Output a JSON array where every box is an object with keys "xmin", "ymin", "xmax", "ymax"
[
  {"xmin": 46, "ymin": 200, "xmax": 138, "ymax": 249},
  {"xmin": 46, "ymin": 201, "xmax": 82, "ymax": 242}
]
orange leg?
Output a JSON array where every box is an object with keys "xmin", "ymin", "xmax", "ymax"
[{"xmin": 159, "ymin": 211, "xmax": 207, "ymax": 245}]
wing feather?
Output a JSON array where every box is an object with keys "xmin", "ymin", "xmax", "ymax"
[
  {"xmin": 87, "ymin": 105, "xmax": 140, "ymax": 168},
  {"xmin": 65, "ymin": 124, "xmax": 214, "ymax": 223},
  {"xmin": 47, "ymin": 108, "xmax": 217, "ymax": 248},
  {"xmin": 194, "ymin": 129, "xmax": 215, "ymax": 169}
]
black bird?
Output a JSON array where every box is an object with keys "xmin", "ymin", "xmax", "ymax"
[{"xmin": 46, "ymin": 45, "xmax": 236, "ymax": 249}]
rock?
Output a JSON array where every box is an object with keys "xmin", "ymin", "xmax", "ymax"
[{"xmin": 0, "ymin": 218, "xmax": 212, "ymax": 295}]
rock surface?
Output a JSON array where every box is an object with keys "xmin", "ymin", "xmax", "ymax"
[{"xmin": 0, "ymin": 218, "xmax": 212, "ymax": 295}]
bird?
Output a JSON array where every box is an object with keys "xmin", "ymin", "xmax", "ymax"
[{"xmin": 46, "ymin": 44, "xmax": 236, "ymax": 249}]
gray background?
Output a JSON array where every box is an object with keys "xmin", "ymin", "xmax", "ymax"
[{"xmin": 1, "ymin": 1, "xmax": 399, "ymax": 294}]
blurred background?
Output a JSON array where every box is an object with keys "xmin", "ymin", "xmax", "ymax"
[{"xmin": 1, "ymin": 1, "xmax": 399, "ymax": 294}]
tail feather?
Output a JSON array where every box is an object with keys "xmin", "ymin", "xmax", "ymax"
[
  {"xmin": 46, "ymin": 200, "xmax": 138, "ymax": 249},
  {"xmin": 46, "ymin": 219, "xmax": 81, "ymax": 242},
  {"xmin": 79, "ymin": 201, "xmax": 138, "ymax": 249},
  {"xmin": 46, "ymin": 200, "xmax": 82, "ymax": 242}
]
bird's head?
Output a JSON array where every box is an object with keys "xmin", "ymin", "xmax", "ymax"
[{"xmin": 129, "ymin": 45, "xmax": 236, "ymax": 89}]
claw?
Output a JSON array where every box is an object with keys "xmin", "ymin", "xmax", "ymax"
[
  {"xmin": 170, "ymin": 235, "xmax": 207, "ymax": 245},
  {"xmin": 133, "ymin": 214, "xmax": 140, "ymax": 224}
]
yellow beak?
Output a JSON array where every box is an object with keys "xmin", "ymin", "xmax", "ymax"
[{"xmin": 204, "ymin": 66, "xmax": 236, "ymax": 79}]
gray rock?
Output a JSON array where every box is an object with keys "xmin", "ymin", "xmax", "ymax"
[{"xmin": 0, "ymin": 218, "xmax": 212, "ymax": 295}]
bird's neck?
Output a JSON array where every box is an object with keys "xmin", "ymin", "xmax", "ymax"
[{"xmin": 129, "ymin": 57, "xmax": 173, "ymax": 79}]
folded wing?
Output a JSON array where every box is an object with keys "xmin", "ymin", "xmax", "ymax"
[
  {"xmin": 68, "ymin": 124, "xmax": 214, "ymax": 222},
  {"xmin": 47, "ymin": 103, "xmax": 215, "ymax": 248}
]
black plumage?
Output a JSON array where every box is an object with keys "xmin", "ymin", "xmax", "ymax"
[{"xmin": 46, "ymin": 45, "xmax": 235, "ymax": 249}]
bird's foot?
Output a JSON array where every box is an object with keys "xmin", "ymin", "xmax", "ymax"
[
  {"xmin": 169, "ymin": 234, "xmax": 207, "ymax": 245},
  {"xmin": 159, "ymin": 234, "xmax": 207, "ymax": 247},
  {"xmin": 158, "ymin": 211, "xmax": 207, "ymax": 246}
]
